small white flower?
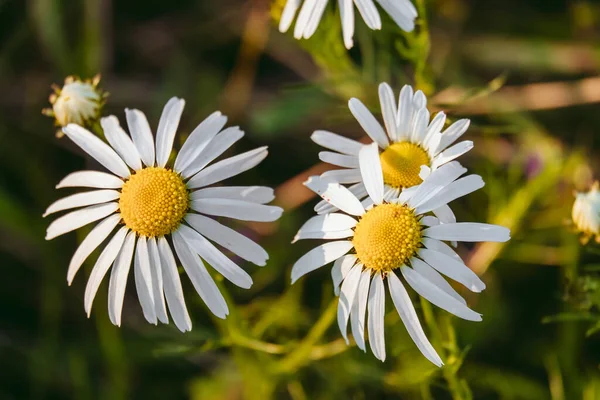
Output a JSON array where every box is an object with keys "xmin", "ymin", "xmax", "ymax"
[
  {"xmin": 572, "ymin": 181, "xmax": 600, "ymax": 244},
  {"xmin": 279, "ymin": 0, "xmax": 417, "ymax": 49},
  {"xmin": 313, "ymin": 83, "xmax": 473, "ymax": 227},
  {"xmin": 43, "ymin": 76, "xmax": 106, "ymax": 134},
  {"xmin": 292, "ymin": 149, "xmax": 510, "ymax": 364},
  {"xmin": 45, "ymin": 97, "xmax": 283, "ymax": 331}
]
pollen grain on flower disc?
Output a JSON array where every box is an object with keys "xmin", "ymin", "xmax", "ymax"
[
  {"xmin": 352, "ymin": 203, "xmax": 422, "ymax": 272},
  {"xmin": 119, "ymin": 167, "xmax": 189, "ymax": 237},
  {"xmin": 380, "ymin": 142, "xmax": 430, "ymax": 189}
]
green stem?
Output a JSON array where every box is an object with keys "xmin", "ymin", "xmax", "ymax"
[
  {"xmin": 275, "ymin": 299, "xmax": 338, "ymax": 374},
  {"xmin": 420, "ymin": 299, "xmax": 468, "ymax": 400}
]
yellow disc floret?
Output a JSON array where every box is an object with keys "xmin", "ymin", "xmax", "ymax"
[
  {"xmin": 353, "ymin": 203, "xmax": 422, "ymax": 272},
  {"xmin": 380, "ymin": 142, "xmax": 430, "ymax": 189},
  {"xmin": 119, "ymin": 167, "xmax": 189, "ymax": 237}
]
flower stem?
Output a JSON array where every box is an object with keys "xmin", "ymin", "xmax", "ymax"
[
  {"xmin": 420, "ymin": 298, "xmax": 469, "ymax": 400},
  {"xmin": 275, "ymin": 298, "xmax": 338, "ymax": 374}
]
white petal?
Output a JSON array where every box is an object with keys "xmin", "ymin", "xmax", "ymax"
[
  {"xmin": 376, "ymin": 0, "xmax": 416, "ymax": 31},
  {"xmin": 84, "ymin": 226, "xmax": 128, "ymax": 316},
  {"xmin": 431, "ymin": 141, "xmax": 473, "ymax": 169},
  {"xmin": 358, "ymin": 143, "xmax": 384, "ymax": 205},
  {"xmin": 337, "ymin": 263, "xmax": 363, "ymax": 343},
  {"xmin": 348, "ymin": 98, "xmax": 389, "ymax": 149},
  {"xmin": 177, "ymin": 225, "xmax": 253, "ymax": 289},
  {"xmin": 134, "ymin": 237, "xmax": 157, "ymax": 324},
  {"xmin": 279, "ymin": 0, "xmax": 301, "ymax": 32},
  {"xmin": 108, "ymin": 231, "xmax": 135, "ymax": 326},
  {"xmin": 186, "ymin": 214, "xmax": 268, "ymax": 266},
  {"xmin": 62, "ymin": 124, "xmax": 130, "ymax": 178},
  {"xmin": 44, "ymin": 190, "xmax": 120, "ymax": 217},
  {"xmin": 354, "ymin": 0, "xmax": 382, "ymax": 30},
  {"xmin": 401, "ymin": 266, "xmax": 482, "ymax": 321},
  {"xmin": 420, "ymin": 216, "xmax": 439, "ymax": 227},
  {"xmin": 332, "ymin": 254, "xmax": 357, "ymax": 295},
  {"xmin": 304, "ymin": 176, "xmax": 365, "ymax": 216},
  {"xmin": 181, "ymin": 126, "xmax": 244, "ymax": 178},
  {"xmin": 424, "ymin": 223, "xmax": 511, "ymax": 243},
  {"xmin": 433, "ymin": 204, "xmax": 456, "ymax": 224},
  {"xmin": 367, "ymin": 273, "xmax": 386, "ymax": 361},
  {"xmin": 191, "ymin": 198, "xmax": 283, "ymax": 222},
  {"xmin": 320, "ymin": 168, "xmax": 363, "ymax": 184},
  {"xmin": 291, "ymin": 241, "xmax": 354, "ymax": 283},
  {"xmin": 147, "ymin": 238, "xmax": 168, "ymax": 323},
  {"xmin": 314, "ymin": 182, "xmax": 367, "ymax": 214},
  {"xmin": 396, "ymin": 85, "xmax": 414, "ymax": 140},
  {"xmin": 410, "ymin": 107, "xmax": 430, "ymax": 144},
  {"xmin": 101, "ymin": 116, "xmax": 142, "ymax": 171},
  {"xmin": 410, "ymin": 257, "xmax": 466, "ymax": 305},
  {"xmin": 158, "ymin": 236, "xmax": 192, "ymax": 332},
  {"xmin": 387, "ymin": 273, "xmax": 443, "ymax": 367},
  {"xmin": 172, "ymin": 231, "xmax": 229, "ymax": 319},
  {"xmin": 174, "ymin": 111, "xmax": 227, "ymax": 173},
  {"xmin": 379, "ymin": 82, "xmax": 398, "ymax": 142},
  {"xmin": 418, "ymin": 248, "xmax": 485, "ymax": 292},
  {"xmin": 46, "ymin": 202, "xmax": 118, "ymax": 240},
  {"xmin": 319, "ymin": 151, "xmax": 359, "ymax": 168},
  {"xmin": 339, "ymin": 0, "xmax": 355, "ymax": 49},
  {"xmin": 422, "ymin": 237, "xmax": 462, "ymax": 262},
  {"xmin": 350, "ymin": 269, "xmax": 371, "ymax": 351},
  {"xmin": 293, "ymin": 213, "xmax": 357, "ymax": 242},
  {"xmin": 398, "ymin": 185, "xmax": 418, "ymax": 204},
  {"xmin": 293, "ymin": 0, "xmax": 318, "ymax": 38},
  {"xmin": 311, "ymin": 130, "xmax": 362, "ymax": 155},
  {"xmin": 190, "ymin": 186, "xmax": 274, "ymax": 204},
  {"xmin": 302, "ymin": 0, "xmax": 328, "ymax": 38},
  {"xmin": 125, "ymin": 108, "xmax": 155, "ymax": 167},
  {"xmin": 407, "ymin": 162, "xmax": 466, "ymax": 209},
  {"xmin": 416, "ymin": 175, "xmax": 484, "ymax": 214},
  {"xmin": 56, "ymin": 171, "xmax": 123, "ymax": 189},
  {"xmin": 423, "ymin": 112, "xmax": 446, "ymax": 151},
  {"xmin": 155, "ymin": 97, "xmax": 185, "ymax": 168},
  {"xmin": 435, "ymin": 119, "xmax": 470, "ymax": 154},
  {"xmin": 187, "ymin": 146, "xmax": 268, "ymax": 189},
  {"xmin": 67, "ymin": 214, "xmax": 121, "ymax": 285}
]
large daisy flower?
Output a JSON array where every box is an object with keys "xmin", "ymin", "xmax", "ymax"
[
  {"xmin": 278, "ymin": 0, "xmax": 417, "ymax": 49},
  {"xmin": 45, "ymin": 97, "xmax": 283, "ymax": 331},
  {"xmin": 291, "ymin": 145, "xmax": 510, "ymax": 364},
  {"xmin": 312, "ymin": 83, "xmax": 473, "ymax": 225}
]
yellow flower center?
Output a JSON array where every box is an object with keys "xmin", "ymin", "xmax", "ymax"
[
  {"xmin": 380, "ymin": 142, "xmax": 430, "ymax": 189},
  {"xmin": 352, "ymin": 203, "xmax": 422, "ymax": 272},
  {"xmin": 119, "ymin": 167, "xmax": 189, "ymax": 237}
]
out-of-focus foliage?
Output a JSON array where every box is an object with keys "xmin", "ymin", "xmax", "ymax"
[{"xmin": 1, "ymin": 0, "xmax": 600, "ymax": 399}]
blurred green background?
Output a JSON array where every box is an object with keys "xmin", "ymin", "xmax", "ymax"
[{"xmin": 2, "ymin": 0, "xmax": 600, "ymax": 399}]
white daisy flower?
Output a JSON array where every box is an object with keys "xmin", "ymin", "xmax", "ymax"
[
  {"xmin": 45, "ymin": 97, "xmax": 283, "ymax": 332},
  {"xmin": 43, "ymin": 75, "xmax": 106, "ymax": 134},
  {"xmin": 572, "ymin": 181, "xmax": 600, "ymax": 244},
  {"xmin": 279, "ymin": 0, "xmax": 417, "ymax": 49},
  {"xmin": 313, "ymin": 83, "xmax": 473, "ymax": 227},
  {"xmin": 291, "ymin": 146, "xmax": 510, "ymax": 364}
]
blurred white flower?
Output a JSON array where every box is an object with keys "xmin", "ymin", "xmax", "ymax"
[
  {"xmin": 279, "ymin": 0, "xmax": 417, "ymax": 49},
  {"xmin": 292, "ymin": 153, "xmax": 510, "ymax": 364},
  {"xmin": 43, "ymin": 75, "xmax": 106, "ymax": 137},
  {"xmin": 45, "ymin": 97, "xmax": 283, "ymax": 330},
  {"xmin": 572, "ymin": 182, "xmax": 600, "ymax": 244}
]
